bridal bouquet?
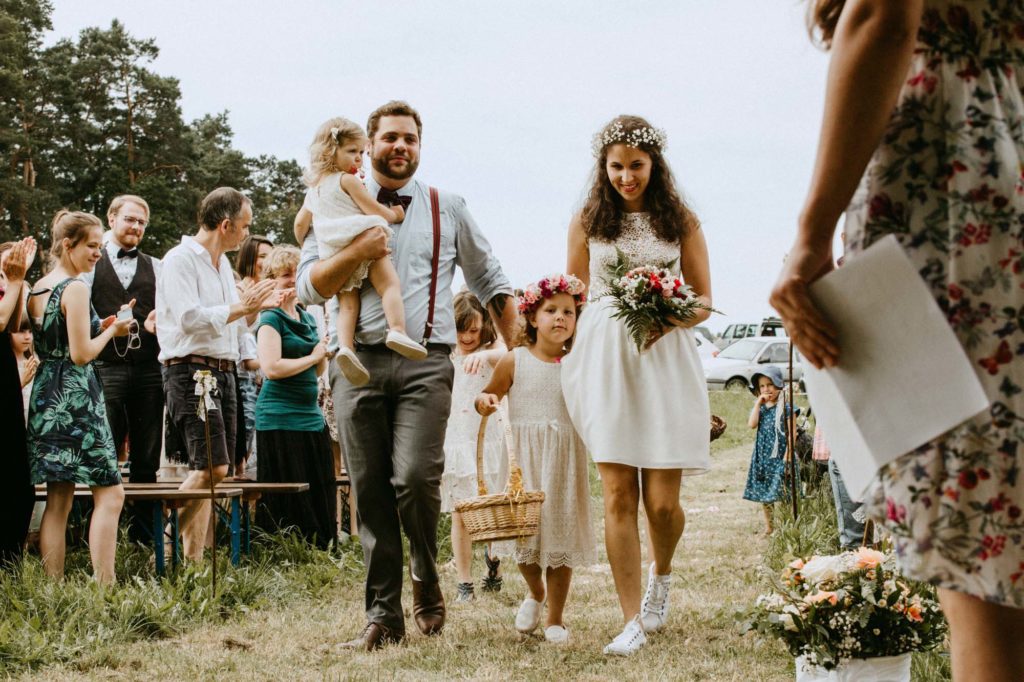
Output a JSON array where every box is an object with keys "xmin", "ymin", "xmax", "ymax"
[
  {"xmin": 742, "ymin": 547, "xmax": 946, "ymax": 673},
  {"xmin": 605, "ymin": 249, "xmax": 716, "ymax": 352}
]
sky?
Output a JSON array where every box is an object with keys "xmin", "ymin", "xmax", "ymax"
[{"xmin": 48, "ymin": 0, "xmax": 834, "ymax": 333}]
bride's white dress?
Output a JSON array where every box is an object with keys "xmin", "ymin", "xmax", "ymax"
[{"xmin": 561, "ymin": 213, "xmax": 710, "ymax": 472}]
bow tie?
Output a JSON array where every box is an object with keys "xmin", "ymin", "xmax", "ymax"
[
  {"xmin": 116, "ymin": 248, "xmax": 138, "ymax": 259},
  {"xmin": 376, "ymin": 188, "xmax": 413, "ymax": 211}
]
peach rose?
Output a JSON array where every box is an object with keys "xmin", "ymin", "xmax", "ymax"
[{"xmin": 855, "ymin": 547, "xmax": 885, "ymax": 569}]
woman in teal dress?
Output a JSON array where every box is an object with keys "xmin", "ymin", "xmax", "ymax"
[
  {"xmin": 254, "ymin": 246, "xmax": 335, "ymax": 548},
  {"xmin": 27, "ymin": 211, "xmax": 133, "ymax": 584}
]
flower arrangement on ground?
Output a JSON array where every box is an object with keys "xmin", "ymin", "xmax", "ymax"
[
  {"xmin": 743, "ymin": 547, "xmax": 947, "ymax": 672},
  {"xmin": 605, "ymin": 249, "xmax": 716, "ymax": 352}
]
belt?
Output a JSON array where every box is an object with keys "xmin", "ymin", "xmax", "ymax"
[{"xmin": 164, "ymin": 355, "xmax": 236, "ymax": 372}]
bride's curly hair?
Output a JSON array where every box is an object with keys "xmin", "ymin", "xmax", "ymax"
[
  {"xmin": 580, "ymin": 115, "xmax": 699, "ymax": 244},
  {"xmin": 808, "ymin": 0, "xmax": 844, "ymax": 48}
]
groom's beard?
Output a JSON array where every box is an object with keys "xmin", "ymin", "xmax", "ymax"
[{"xmin": 372, "ymin": 152, "xmax": 419, "ymax": 181}]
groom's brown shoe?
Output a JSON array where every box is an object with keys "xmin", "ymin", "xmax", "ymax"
[
  {"xmin": 338, "ymin": 622, "xmax": 404, "ymax": 651},
  {"xmin": 411, "ymin": 579, "xmax": 446, "ymax": 635}
]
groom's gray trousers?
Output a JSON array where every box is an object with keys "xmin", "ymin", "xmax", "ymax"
[{"xmin": 331, "ymin": 343, "xmax": 454, "ymax": 633}]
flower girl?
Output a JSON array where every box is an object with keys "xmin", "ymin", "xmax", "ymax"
[
  {"xmin": 475, "ymin": 274, "xmax": 595, "ymax": 643},
  {"xmin": 293, "ymin": 117, "xmax": 426, "ymax": 386}
]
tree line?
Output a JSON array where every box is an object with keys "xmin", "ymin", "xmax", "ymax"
[{"xmin": 0, "ymin": 0, "xmax": 304, "ymax": 257}]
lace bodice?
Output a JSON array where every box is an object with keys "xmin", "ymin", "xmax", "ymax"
[
  {"xmin": 507, "ymin": 347, "xmax": 572, "ymax": 426},
  {"xmin": 588, "ymin": 213, "xmax": 681, "ymax": 296}
]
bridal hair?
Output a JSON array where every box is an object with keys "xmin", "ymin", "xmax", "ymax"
[
  {"xmin": 808, "ymin": 0, "xmax": 844, "ymax": 47},
  {"xmin": 303, "ymin": 117, "xmax": 367, "ymax": 188},
  {"xmin": 581, "ymin": 115, "xmax": 700, "ymax": 243},
  {"xmin": 50, "ymin": 210, "xmax": 102, "ymax": 261}
]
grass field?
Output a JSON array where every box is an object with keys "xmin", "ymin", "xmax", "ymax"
[{"xmin": 1, "ymin": 391, "xmax": 951, "ymax": 680}]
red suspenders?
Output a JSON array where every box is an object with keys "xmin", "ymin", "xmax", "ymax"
[{"xmin": 423, "ymin": 187, "xmax": 441, "ymax": 344}]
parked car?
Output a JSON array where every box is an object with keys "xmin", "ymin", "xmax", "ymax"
[
  {"xmin": 713, "ymin": 317, "xmax": 787, "ymax": 349},
  {"xmin": 703, "ymin": 336, "xmax": 804, "ymax": 391},
  {"xmin": 693, "ymin": 333, "xmax": 718, "ymax": 365}
]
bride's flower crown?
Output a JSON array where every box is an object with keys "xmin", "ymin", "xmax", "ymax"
[
  {"xmin": 592, "ymin": 122, "xmax": 667, "ymax": 157},
  {"xmin": 517, "ymin": 273, "xmax": 586, "ymax": 315}
]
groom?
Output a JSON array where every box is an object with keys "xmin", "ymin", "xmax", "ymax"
[{"xmin": 296, "ymin": 100, "xmax": 517, "ymax": 650}]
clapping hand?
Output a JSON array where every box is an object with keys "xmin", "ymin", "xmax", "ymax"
[
  {"xmin": 475, "ymin": 392, "xmax": 499, "ymax": 416},
  {"xmin": 1, "ymin": 238, "xmax": 37, "ymax": 283},
  {"xmin": 144, "ymin": 310, "xmax": 157, "ymax": 334},
  {"xmin": 19, "ymin": 355, "xmax": 38, "ymax": 388},
  {"xmin": 310, "ymin": 338, "xmax": 329, "ymax": 363},
  {"xmin": 241, "ymin": 279, "xmax": 281, "ymax": 314}
]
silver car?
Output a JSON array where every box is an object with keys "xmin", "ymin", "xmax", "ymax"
[{"xmin": 703, "ymin": 336, "xmax": 803, "ymax": 391}]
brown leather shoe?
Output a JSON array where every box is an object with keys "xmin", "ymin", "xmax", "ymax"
[
  {"xmin": 411, "ymin": 579, "xmax": 446, "ymax": 635},
  {"xmin": 338, "ymin": 622, "xmax": 404, "ymax": 651}
]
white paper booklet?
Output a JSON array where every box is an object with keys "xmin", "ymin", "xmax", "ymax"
[{"xmin": 801, "ymin": 234, "xmax": 990, "ymax": 499}]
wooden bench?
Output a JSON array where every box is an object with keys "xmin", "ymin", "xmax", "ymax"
[{"xmin": 34, "ymin": 486, "xmax": 243, "ymax": 576}]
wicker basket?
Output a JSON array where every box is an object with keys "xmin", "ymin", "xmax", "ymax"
[
  {"xmin": 454, "ymin": 410, "xmax": 545, "ymax": 543},
  {"xmin": 710, "ymin": 414, "xmax": 727, "ymax": 442}
]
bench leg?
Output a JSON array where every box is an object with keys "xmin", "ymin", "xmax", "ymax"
[
  {"xmin": 171, "ymin": 509, "xmax": 180, "ymax": 570},
  {"xmin": 153, "ymin": 502, "xmax": 165, "ymax": 576},
  {"xmin": 230, "ymin": 498, "xmax": 240, "ymax": 566}
]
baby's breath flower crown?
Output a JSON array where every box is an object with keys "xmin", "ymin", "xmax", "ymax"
[
  {"xmin": 591, "ymin": 121, "xmax": 667, "ymax": 157},
  {"xmin": 517, "ymin": 273, "xmax": 586, "ymax": 315}
]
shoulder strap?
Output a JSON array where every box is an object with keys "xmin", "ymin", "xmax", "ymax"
[{"xmin": 423, "ymin": 187, "xmax": 441, "ymax": 343}]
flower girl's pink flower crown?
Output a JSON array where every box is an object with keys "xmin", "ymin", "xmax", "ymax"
[{"xmin": 517, "ymin": 273, "xmax": 586, "ymax": 315}]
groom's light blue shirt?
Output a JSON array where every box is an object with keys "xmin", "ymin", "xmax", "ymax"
[{"xmin": 296, "ymin": 177, "xmax": 512, "ymax": 348}]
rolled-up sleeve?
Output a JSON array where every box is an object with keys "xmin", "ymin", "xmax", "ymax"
[
  {"xmin": 161, "ymin": 253, "xmax": 231, "ymax": 335},
  {"xmin": 296, "ymin": 230, "xmax": 327, "ymax": 307},
  {"xmin": 453, "ymin": 197, "xmax": 513, "ymax": 306}
]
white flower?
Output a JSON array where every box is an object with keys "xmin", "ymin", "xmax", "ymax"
[{"xmin": 799, "ymin": 554, "xmax": 848, "ymax": 586}]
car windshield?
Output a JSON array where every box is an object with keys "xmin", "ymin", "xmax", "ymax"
[{"xmin": 718, "ymin": 339, "xmax": 763, "ymax": 360}]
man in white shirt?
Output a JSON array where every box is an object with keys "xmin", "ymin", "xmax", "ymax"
[{"xmin": 156, "ymin": 187, "xmax": 282, "ymax": 561}]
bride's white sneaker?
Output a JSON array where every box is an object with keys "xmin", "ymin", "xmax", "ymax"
[
  {"xmin": 514, "ymin": 597, "xmax": 545, "ymax": 634},
  {"xmin": 603, "ymin": 615, "xmax": 646, "ymax": 656},
  {"xmin": 385, "ymin": 330, "xmax": 428, "ymax": 360},
  {"xmin": 336, "ymin": 347, "xmax": 370, "ymax": 386},
  {"xmin": 640, "ymin": 563, "xmax": 672, "ymax": 632}
]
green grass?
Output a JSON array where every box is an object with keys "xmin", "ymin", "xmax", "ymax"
[{"xmin": 3, "ymin": 391, "xmax": 950, "ymax": 680}]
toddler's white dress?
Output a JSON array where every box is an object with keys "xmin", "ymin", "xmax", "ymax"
[
  {"xmin": 440, "ymin": 352, "xmax": 508, "ymax": 513},
  {"xmin": 502, "ymin": 347, "xmax": 596, "ymax": 569},
  {"xmin": 304, "ymin": 171, "xmax": 392, "ymax": 292},
  {"xmin": 561, "ymin": 212, "xmax": 710, "ymax": 472}
]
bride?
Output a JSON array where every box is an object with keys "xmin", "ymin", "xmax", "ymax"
[{"xmin": 562, "ymin": 115, "xmax": 713, "ymax": 656}]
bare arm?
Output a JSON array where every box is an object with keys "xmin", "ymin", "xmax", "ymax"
[
  {"xmin": 307, "ymin": 228, "xmax": 390, "ymax": 300},
  {"xmin": 770, "ymin": 0, "xmax": 922, "ymax": 368},
  {"xmin": 566, "ymin": 213, "xmax": 590, "ymax": 292},
  {"xmin": 474, "ymin": 350, "xmax": 515, "ymax": 415},
  {"xmin": 748, "ymin": 396, "xmax": 765, "ymax": 429},
  {"xmin": 675, "ymin": 226, "xmax": 712, "ymax": 327},
  {"xmin": 63, "ymin": 281, "xmax": 132, "ymax": 366},
  {"xmin": 341, "ymin": 173, "xmax": 403, "ymax": 223},
  {"xmin": 256, "ymin": 324, "xmax": 328, "ymax": 381},
  {"xmin": 293, "ymin": 206, "xmax": 312, "ymax": 245},
  {"xmin": 487, "ymin": 294, "xmax": 518, "ymax": 347}
]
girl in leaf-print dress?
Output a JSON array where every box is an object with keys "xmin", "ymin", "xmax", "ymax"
[{"xmin": 772, "ymin": 1, "xmax": 1024, "ymax": 679}]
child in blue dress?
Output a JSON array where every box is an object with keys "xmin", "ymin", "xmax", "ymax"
[{"xmin": 742, "ymin": 365, "xmax": 796, "ymax": 535}]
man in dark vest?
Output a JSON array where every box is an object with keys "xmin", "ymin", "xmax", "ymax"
[{"xmin": 84, "ymin": 194, "xmax": 163, "ymax": 543}]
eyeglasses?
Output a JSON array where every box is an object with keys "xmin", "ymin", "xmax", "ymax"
[
  {"xmin": 120, "ymin": 216, "xmax": 148, "ymax": 228},
  {"xmin": 112, "ymin": 321, "xmax": 142, "ymax": 358}
]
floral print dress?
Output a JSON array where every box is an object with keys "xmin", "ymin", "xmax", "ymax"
[
  {"xmin": 26, "ymin": 278, "xmax": 120, "ymax": 487},
  {"xmin": 845, "ymin": 0, "xmax": 1024, "ymax": 608}
]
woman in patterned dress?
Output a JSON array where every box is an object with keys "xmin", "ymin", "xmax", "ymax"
[
  {"xmin": 771, "ymin": 2, "xmax": 1024, "ymax": 679},
  {"xmin": 27, "ymin": 211, "xmax": 132, "ymax": 584}
]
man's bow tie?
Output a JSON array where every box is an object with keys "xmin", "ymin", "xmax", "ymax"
[
  {"xmin": 376, "ymin": 188, "xmax": 413, "ymax": 211},
  {"xmin": 116, "ymin": 248, "xmax": 138, "ymax": 259}
]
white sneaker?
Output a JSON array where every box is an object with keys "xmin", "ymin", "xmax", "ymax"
[
  {"xmin": 544, "ymin": 625, "xmax": 569, "ymax": 644},
  {"xmin": 640, "ymin": 563, "xmax": 672, "ymax": 632},
  {"xmin": 336, "ymin": 347, "xmax": 370, "ymax": 386},
  {"xmin": 385, "ymin": 330, "xmax": 428, "ymax": 360},
  {"xmin": 603, "ymin": 615, "xmax": 646, "ymax": 656},
  {"xmin": 514, "ymin": 597, "xmax": 545, "ymax": 634}
]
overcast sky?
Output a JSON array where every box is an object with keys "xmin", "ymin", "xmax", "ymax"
[{"xmin": 49, "ymin": 1, "xmax": 833, "ymax": 332}]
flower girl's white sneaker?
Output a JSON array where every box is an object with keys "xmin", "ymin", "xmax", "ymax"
[
  {"xmin": 640, "ymin": 563, "xmax": 672, "ymax": 632},
  {"xmin": 603, "ymin": 615, "xmax": 646, "ymax": 656},
  {"xmin": 514, "ymin": 597, "xmax": 545, "ymax": 634},
  {"xmin": 337, "ymin": 347, "xmax": 370, "ymax": 386},
  {"xmin": 385, "ymin": 330, "xmax": 428, "ymax": 360}
]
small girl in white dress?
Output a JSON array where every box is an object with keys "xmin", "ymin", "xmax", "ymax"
[
  {"xmin": 294, "ymin": 117, "xmax": 426, "ymax": 386},
  {"xmin": 442, "ymin": 291, "xmax": 507, "ymax": 603},
  {"xmin": 475, "ymin": 274, "xmax": 596, "ymax": 644}
]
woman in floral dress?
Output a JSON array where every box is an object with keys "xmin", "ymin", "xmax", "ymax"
[
  {"xmin": 771, "ymin": 2, "xmax": 1024, "ymax": 679},
  {"xmin": 27, "ymin": 211, "xmax": 133, "ymax": 584}
]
